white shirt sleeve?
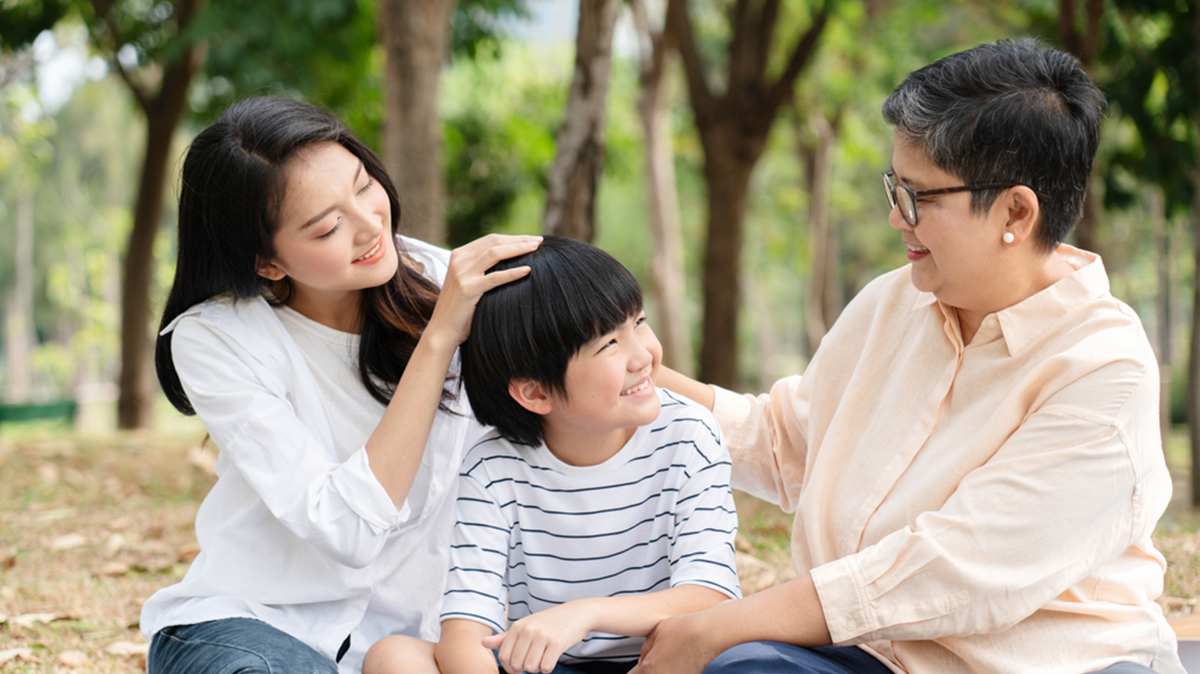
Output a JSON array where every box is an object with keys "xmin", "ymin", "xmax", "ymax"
[{"xmin": 173, "ymin": 318, "xmax": 408, "ymax": 569}]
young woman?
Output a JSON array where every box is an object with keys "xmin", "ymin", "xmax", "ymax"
[{"xmin": 142, "ymin": 96, "xmax": 540, "ymax": 674}]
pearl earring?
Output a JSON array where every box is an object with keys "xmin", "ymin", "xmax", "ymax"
[{"xmin": 1003, "ymin": 232, "xmax": 1015, "ymax": 244}]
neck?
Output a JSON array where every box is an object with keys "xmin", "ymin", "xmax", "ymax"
[
  {"xmin": 287, "ymin": 289, "xmax": 363, "ymax": 333},
  {"xmin": 541, "ymin": 423, "xmax": 636, "ymax": 467},
  {"xmin": 954, "ymin": 248, "xmax": 1075, "ymax": 344}
]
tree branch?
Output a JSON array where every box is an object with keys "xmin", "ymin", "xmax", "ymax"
[
  {"xmin": 90, "ymin": 0, "xmax": 152, "ymax": 111},
  {"xmin": 766, "ymin": 3, "xmax": 830, "ymax": 116},
  {"xmin": 665, "ymin": 0, "xmax": 716, "ymax": 120}
]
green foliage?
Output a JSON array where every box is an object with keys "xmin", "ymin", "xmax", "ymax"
[
  {"xmin": 1103, "ymin": 0, "xmax": 1198, "ymax": 217},
  {"xmin": 0, "ymin": 0, "xmax": 70, "ymax": 49},
  {"xmin": 441, "ymin": 42, "xmax": 566, "ymax": 245},
  {"xmin": 452, "ymin": 0, "xmax": 531, "ymax": 58},
  {"xmin": 186, "ymin": 0, "xmax": 381, "ymax": 145}
]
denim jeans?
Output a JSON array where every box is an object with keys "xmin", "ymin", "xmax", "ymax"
[
  {"xmin": 700, "ymin": 641, "xmax": 1160, "ymax": 674},
  {"xmin": 148, "ymin": 617, "xmax": 341, "ymax": 674},
  {"xmin": 493, "ymin": 650, "xmax": 635, "ymax": 674}
]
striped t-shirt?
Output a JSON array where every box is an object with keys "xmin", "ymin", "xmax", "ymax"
[{"xmin": 440, "ymin": 388, "xmax": 741, "ymax": 664}]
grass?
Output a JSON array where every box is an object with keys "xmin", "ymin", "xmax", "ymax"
[{"xmin": 1, "ymin": 418, "xmax": 1196, "ymax": 671}]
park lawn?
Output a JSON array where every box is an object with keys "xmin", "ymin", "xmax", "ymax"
[{"xmin": 1, "ymin": 421, "xmax": 1197, "ymax": 672}]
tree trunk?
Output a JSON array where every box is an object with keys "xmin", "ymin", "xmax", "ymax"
[
  {"xmin": 667, "ymin": 0, "xmax": 829, "ymax": 389},
  {"xmin": 800, "ymin": 110, "xmax": 841, "ymax": 355},
  {"xmin": 379, "ymin": 0, "xmax": 456, "ymax": 245},
  {"xmin": 631, "ymin": 0, "xmax": 691, "ymax": 374},
  {"xmin": 1058, "ymin": 0, "xmax": 1105, "ymax": 259},
  {"xmin": 115, "ymin": 0, "xmax": 205, "ymax": 429},
  {"xmin": 5, "ymin": 190, "xmax": 35, "ymax": 403},
  {"xmin": 1190, "ymin": 2, "xmax": 1200, "ymax": 507},
  {"xmin": 543, "ymin": 0, "xmax": 620, "ymax": 242},
  {"xmin": 698, "ymin": 141, "xmax": 756, "ymax": 388}
]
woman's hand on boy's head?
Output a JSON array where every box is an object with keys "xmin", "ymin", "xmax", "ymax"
[
  {"xmin": 427, "ymin": 234, "xmax": 541, "ymax": 349},
  {"xmin": 482, "ymin": 602, "xmax": 595, "ymax": 674}
]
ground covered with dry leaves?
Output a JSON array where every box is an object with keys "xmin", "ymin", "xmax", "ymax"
[{"xmin": 1, "ymin": 420, "xmax": 1197, "ymax": 673}]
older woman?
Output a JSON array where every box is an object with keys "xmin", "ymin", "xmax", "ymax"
[{"xmin": 648, "ymin": 39, "xmax": 1184, "ymax": 674}]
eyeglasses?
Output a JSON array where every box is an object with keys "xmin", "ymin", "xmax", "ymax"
[{"xmin": 882, "ymin": 170, "xmax": 1018, "ymax": 227}]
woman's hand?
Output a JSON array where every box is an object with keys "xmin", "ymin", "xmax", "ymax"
[
  {"xmin": 631, "ymin": 612, "xmax": 720, "ymax": 674},
  {"xmin": 425, "ymin": 234, "xmax": 541, "ymax": 350}
]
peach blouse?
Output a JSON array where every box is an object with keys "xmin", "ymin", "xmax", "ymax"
[{"xmin": 712, "ymin": 247, "xmax": 1183, "ymax": 674}]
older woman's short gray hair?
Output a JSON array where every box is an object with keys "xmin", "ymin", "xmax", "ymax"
[{"xmin": 882, "ymin": 38, "xmax": 1105, "ymax": 251}]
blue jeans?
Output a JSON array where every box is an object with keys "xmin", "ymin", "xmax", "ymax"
[
  {"xmin": 494, "ymin": 650, "xmax": 635, "ymax": 674},
  {"xmin": 148, "ymin": 617, "xmax": 341, "ymax": 674},
  {"xmin": 701, "ymin": 641, "xmax": 1159, "ymax": 674}
]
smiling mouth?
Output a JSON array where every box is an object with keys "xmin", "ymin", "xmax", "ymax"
[
  {"xmin": 621, "ymin": 379, "xmax": 652, "ymax": 396},
  {"xmin": 354, "ymin": 237, "xmax": 383, "ymax": 262},
  {"xmin": 908, "ymin": 245, "xmax": 929, "ymax": 254}
]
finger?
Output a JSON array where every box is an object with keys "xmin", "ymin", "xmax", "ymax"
[
  {"xmin": 539, "ymin": 645, "xmax": 559, "ymax": 674},
  {"xmin": 481, "ymin": 632, "xmax": 505, "ymax": 650},
  {"xmin": 476, "ymin": 238, "xmax": 542, "ymax": 271},
  {"xmin": 503, "ymin": 631, "xmax": 529, "ymax": 674},
  {"xmin": 479, "ymin": 265, "xmax": 532, "ymax": 290}
]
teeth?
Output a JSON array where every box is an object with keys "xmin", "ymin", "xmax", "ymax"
[
  {"xmin": 622, "ymin": 380, "xmax": 650, "ymax": 396},
  {"xmin": 909, "ymin": 245, "xmax": 929, "ymax": 254},
  {"xmin": 355, "ymin": 240, "xmax": 381, "ymax": 262}
]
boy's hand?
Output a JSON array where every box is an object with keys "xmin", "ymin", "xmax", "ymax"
[{"xmin": 482, "ymin": 601, "xmax": 595, "ymax": 674}]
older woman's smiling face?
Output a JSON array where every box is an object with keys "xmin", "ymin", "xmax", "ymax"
[{"xmin": 887, "ymin": 133, "xmax": 1013, "ymax": 316}]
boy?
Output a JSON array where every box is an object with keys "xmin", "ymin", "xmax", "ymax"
[{"xmin": 424, "ymin": 237, "xmax": 738, "ymax": 674}]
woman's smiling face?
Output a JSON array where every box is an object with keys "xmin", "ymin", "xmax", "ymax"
[
  {"xmin": 258, "ymin": 141, "xmax": 397, "ymax": 327},
  {"xmin": 887, "ymin": 133, "xmax": 1010, "ymax": 314}
]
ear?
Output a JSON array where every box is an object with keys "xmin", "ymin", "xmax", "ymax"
[
  {"xmin": 1000, "ymin": 185, "xmax": 1040, "ymax": 246},
  {"xmin": 256, "ymin": 256, "xmax": 287, "ymax": 282},
  {"xmin": 508, "ymin": 379, "xmax": 553, "ymax": 416}
]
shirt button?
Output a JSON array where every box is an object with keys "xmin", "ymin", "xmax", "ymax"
[
  {"xmin": 986, "ymin": 318, "xmax": 998, "ymax": 328},
  {"xmin": 846, "ymin": 619, "xmax": 858, "ymax": 631}
]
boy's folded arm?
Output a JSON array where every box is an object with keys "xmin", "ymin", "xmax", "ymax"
[
  {"xmin": 579, "ymin": 583, "xmax": 731, "ymax": 638},
  {"xmin": 436, "ymin": 619, "xmax": 497, "ymax": 674}
]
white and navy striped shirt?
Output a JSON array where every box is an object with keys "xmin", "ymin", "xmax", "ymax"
[{"xmin": 440, "ymin": 388, "xmax": 740, "ymax": 664}]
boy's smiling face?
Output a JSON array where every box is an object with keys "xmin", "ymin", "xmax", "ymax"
[{"xmin": 535, "ymin": 312, "xmax": 663, "ymax": 465}]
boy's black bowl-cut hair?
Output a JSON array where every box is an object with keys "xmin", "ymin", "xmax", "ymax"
[{"xmin": 461, "ymin": 236, "xmax": 643, "ymax": 446}]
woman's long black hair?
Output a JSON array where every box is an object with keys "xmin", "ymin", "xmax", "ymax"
[{"xmin": 156, "ymin": 96, "xmax": 441, "ymax": 414}]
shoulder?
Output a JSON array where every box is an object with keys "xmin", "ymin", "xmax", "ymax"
[
  {"xmin": 168, "ymin": 294, "xmax": 280, "ymax": 348},
  {"xmin": 459, "ymin": 430, "xmax": 534, "ymax": 480},
  {"xmin": 398, "ymin": 234, "xmax": 451, "ymax": 285},
  {"xmin": 167, "ymin": 294, "xmax": 299, "ymax": 383},
  {"xmin": 649, "ymin": 388, "xmax": 727, "ymax": 462}
]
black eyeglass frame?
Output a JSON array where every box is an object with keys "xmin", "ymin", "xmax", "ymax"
[{"xmin": 882, "ymin": 170, "xmax": 1018, "ymax": 227}]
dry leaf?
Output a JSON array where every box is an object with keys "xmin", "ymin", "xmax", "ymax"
[
  {"xmin": 97, "ymin": 561, "xmax": 130, "ymax": 577},
  {"xmin": 57, "ymin": 650, "xmax": 89, "ymax": 667},
  {"xmin": 105, "ymin": 641, "xmax": 149, "ymax": 657},
  {"xmin": 0, "ymin": 648, "xmax": 37, "ymax": 665},
  {"xmin": 177, "ymin": 542, "xmax": 201, "ymax": 563},
  {"xmin": 38, "ymin": 463, "xmax": 60, "ymax": 484},
  {"xmin": 105, "ymin": 516, "xmax": 134, "ymax": 531},
  {"xmin": 7, "ymin": 612, "xmax": 60, "ymax": 627},
  {"xmin": 50, "ymin": 533, "xmax": 87, "ymax": 551},
  {"xmin": 104, "ymin": 533, "xmax": 128, "ymax": 554},
  {"xmin": 1, "ymin": 550, "xmax": 15, "ymax": 569}
]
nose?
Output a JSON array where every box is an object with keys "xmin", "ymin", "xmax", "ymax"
[
  {"xmin": 888, "ymin": 202, "xmax": 911, "ymax": 232},
  {"xmin": 628, "ymin": 326, "xmax": 660, "ymax": 373},
  {"xmin": 350, "ymin": 201, "xmax": 385, "ymax": 242}
]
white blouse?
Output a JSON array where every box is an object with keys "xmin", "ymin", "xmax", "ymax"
[{"xmin": 140, "ymin": 236, "xmax": 482, "ymax": 673}]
